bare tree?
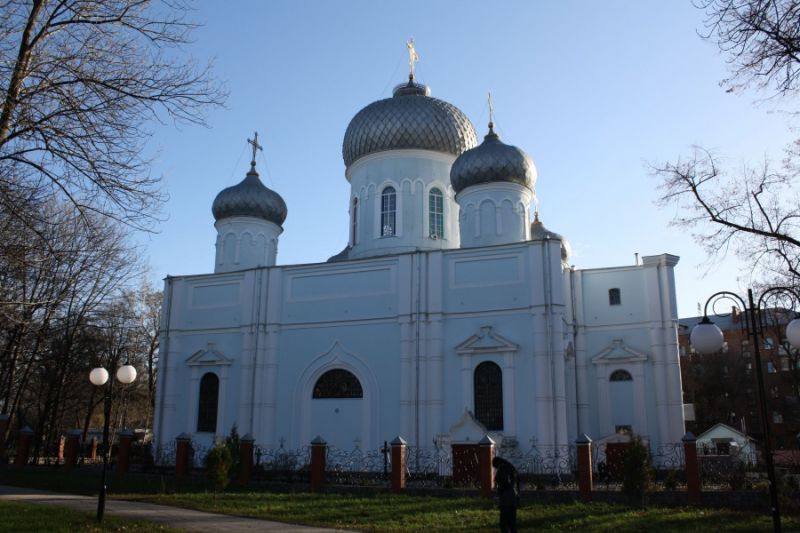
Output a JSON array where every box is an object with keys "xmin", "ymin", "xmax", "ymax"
[
  {"xmin": 0, "ymin": 199, "xmax": 143, "ymax": 457},
  {"xmin": 656, "ymin": 1, "xmax": 800, "ymax": 286},
  {"xmin": 654, "ymin": 145, "xmax": 800, "ymax": 284},
  {"xmin": 698, "ymin": 0, "xmax": 800, "ymax": 96},
  {"xmin": 0, "ymin": 0, "xmax": 226, "ymax": 234}
]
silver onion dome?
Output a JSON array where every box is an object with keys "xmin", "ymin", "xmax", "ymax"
[
  {"xmin": 530, "ymin": 213, "xmax": 571, "ymax": 262},
  {"xmin": 450, "ymin": 126, "xmax": 536, "ymax": 194},
  {"xmin": 342, "ymin": 79, "xmax": 478, "ymax": 167},
  {"xmin": 212, "ymin": 168, "xmax": 287, "ymax": 226}
]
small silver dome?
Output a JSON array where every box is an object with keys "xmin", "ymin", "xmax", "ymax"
[
  {"xmin": 450, "ymin": 127, "xmax": 536, "ymax": 194},
  {"xmin": 530, "ymin": 213, "xmax": 571, "ymax": 262},
  {"xmin": 342, "ymin": 79, "xmax": 478, "ymax": 167},
  {"xmin": 212, "ymin": 169, "xmax": 287, "ymax": 225}
]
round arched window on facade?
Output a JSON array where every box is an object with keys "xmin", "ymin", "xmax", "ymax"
[
  {"xmin": 610, "ymin": 369, "xmax": 633, "ymax": 382},
  {"xmin": 312, "ymin": 369, "xmax": 363, "ymax": 399}
]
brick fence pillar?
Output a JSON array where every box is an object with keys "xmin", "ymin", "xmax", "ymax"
[
  {"xmin": 116, "ymin": 429, "xmax": 134, "ymax": 475},
  {"xmin": 391, "ymin": 436, "xmax": 407, "ymax": 492},
  {"xmin": 0, "ymin": 414, "xmax": 10, "ymax": 461},
  {"xmin": 239, "ymin": 434, "xmax": 255, "ymax": 485},
  {"xmin": 683, "ymin": 432, "xmax": 702, "ymax": 505},
  {"xmin": 478, "ymin": 435, "xmax": 496, "ymax": 498},
  {"xmin": 14, "ymin": 426, "xmax": 34, "ymax": 466},
  {"xmin": 57, "ymin": 435, "xmax": 65, "ymax": 464},
  {"xmin": 175, "ymin": 433, "xmax": 192, "ymax": 481},
  {"xmin": 89, "ymin": 437, "xmax": 98, "ymax": 460},
  {"xmin": 576, "ymin": 434, "xmax": 593, "ymax": 502},
  {"xmin": 64, "ymin": 430, "xmax": 81, "ymax": 470},
  {"xmin": 310, "ymin": 436, "xmax": 327, "ymax": 492}
]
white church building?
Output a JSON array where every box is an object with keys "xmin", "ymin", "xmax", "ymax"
[{"xmin": 153, "ymin": 72, "xmax": 685, "ymax": 456}]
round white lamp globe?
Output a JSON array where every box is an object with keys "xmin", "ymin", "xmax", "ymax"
[
  {"xmin": 116, "ymin": 364, "xmax": 137, "ymax": 384},
  {"xmin": 89, "ymin": 367, "xmax": 109, "ymax": 386},
  {"xmin": 785, "ymin": 318, "xmax": 800, "ymax": 349},
  {"xmin": 690, "ymin": 319, "xmax": 725, "ymax": 354}
]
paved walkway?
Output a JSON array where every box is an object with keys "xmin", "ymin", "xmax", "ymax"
[{"xmin": 0, "ymin": 485, "xmax": 349, "ymax": 532}]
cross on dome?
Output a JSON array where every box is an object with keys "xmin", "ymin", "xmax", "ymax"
[
  {"xmin": 487, "ymin": 91, "xmax": 495, "ymax": 132},
  {"xmin": 406, "ymin": 38, "xmax": 419, "ymax": 80},
  {"xmin": 247, "ymin": 131, "xmax": 263, "ymax": 173}
]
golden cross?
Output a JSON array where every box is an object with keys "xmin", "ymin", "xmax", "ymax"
[
  {"xmin": 406, "ymin": 38, "xmax": 419, "ymax": 80},
  {"xmin": 247, "ymin": 131, "xmax": 263, "ymax": 170}
]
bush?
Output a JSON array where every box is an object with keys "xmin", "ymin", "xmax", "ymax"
[
  {"xmin": 204, "ymin": 443, "xmax": 232, "ymax": 492},
  {"xmin": 622, "ymin": 435, "xmax": 653, "ymax": 506},
  {"xmin": 663, "ymin": 469, "xmax": 680, "ymax": 490},
  {"xmin": 225, "ymin": 424, "xmax": 241, "ymax": 475},
  {"xmin": 728, "ymin": 462, "xmax": 746, "ymax": 490}
]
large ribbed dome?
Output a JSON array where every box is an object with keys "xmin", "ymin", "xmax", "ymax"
[
  {"xmin": 342, "ymin": 79, "xmax": 478, "ymax": 167},
  {"xmin": 450, "ymin": 127, "xmax": 536, "ymax": 194},
  {"xmin": 212, "ymin": 169, "xmax": 287, "ymax": 225}
]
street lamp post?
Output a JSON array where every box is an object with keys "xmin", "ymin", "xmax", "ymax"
[
  {"xmin": 89, "ymin": 362, "xmax": 137, "ymax": 522},
  {"xmin": 690, "ymin": 287, "xmax": 800, "ymax": 533}
]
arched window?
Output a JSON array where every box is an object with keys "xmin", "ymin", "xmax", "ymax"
[
  {"xmin": 474, "ymin": 361, "xmax": 503, "ymax": 430},
  {"xmin": 313, "ymin": 369, "xmax": 363, "ymax": 398},
  {"xmin": 610, "ymin": 369, "xmax": 633, "ymax": 381},
  {"xmin": 429, "ymin": 188, "xmax": 444, "ymax": 239},
  {"xmin": 197, "ymin": 372, "xmax": 219, "ymax": 433},
  {"xmin": 351, "ymin": 197, "xmax": 358, "ymax": 245},
  {"xmin": 380, "ymin": 186, "xmax": 396, "ymax": 236}
]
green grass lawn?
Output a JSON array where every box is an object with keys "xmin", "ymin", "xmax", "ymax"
[
  {"xmin": 120, "ymin": 492, "xmax": 800, "ymax": 532},
  {"xmin": 0, "ymin": 500, "xmax": 180, "ymax": 532},
  {"xmin": 2, "ymin": 468, "xmax": 798, "ymax": 532}
]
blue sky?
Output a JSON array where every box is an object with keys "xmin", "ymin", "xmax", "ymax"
[{"xmin": 140, "ymin": 1, "xmax": 797, "ymax": 317}]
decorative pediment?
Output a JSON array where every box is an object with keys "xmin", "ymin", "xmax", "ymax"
[
  {"xmin": 591, "ymin": 339, "xmax": 648, "ymax": 365},
  {"xmin": 455, "ymin": 326, "xmax": 518, "ymax": 356},
  {"xmin": 185, "ymin": 342, "xmax": 234, "ymax": 367},
  {"xmin": 448, "ymin": 408, "xmax": 488, "ymax": 443}
]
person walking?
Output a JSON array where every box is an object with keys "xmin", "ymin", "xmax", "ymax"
[{"xmin": 492, "ymin": 456, "xmax": 520, "ymax": 533}]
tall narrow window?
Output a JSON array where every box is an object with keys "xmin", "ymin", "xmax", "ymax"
[
  {"xmin": 474, "ymin": 361, "xmax": 503, "ymax": 430},
  {"xmin": 381, "ymin": 186, "xmax": 396, "ymax": 236},
  {"xmin": 351, "ymin": 197, "xmax": 358, "ymax": 245},
  {"xmin": 429, "ymin": 188, "xmax": 444, "ymax": 239},
  {"xmin": 197, "ymin": 372, "xmax": 219, "ymax": 433},
  {"xmin": 609, "ymin": 288, "xmax": 621, "ymax": 305}
]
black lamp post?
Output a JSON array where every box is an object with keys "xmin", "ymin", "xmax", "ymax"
[
  {"xmin": 89, "ymin": 362, "xmax": 137, "ymax": 522},
  {"xmin": 690, "ymin": 287, "xmax": 800, "ymax": 533}
]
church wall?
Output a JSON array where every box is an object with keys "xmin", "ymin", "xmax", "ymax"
[
  {"xmin": 170, "ymin": 272, "xmax": 247, "ymax": 330},
  {"xmin": 574, "ymin": 257, "xmax": 684, "ymax": 450},
  {"xmin": 280, "ymin": 259, "xmax": 399, "ymax": 323},
  {"xmin": 274, "ymin": 322, "xmax": 401, "ymax": 450},
  {"xmin": 154, "ymin": 273, "xmax": 258, "ymax": 450},
  {"xmin": 440, "ymin": 245, "xmax": 536, "ymax": 312},
  {"xmin": 154, "ymin": 241, "xmax": 682, "ymax": 457},
  {"xmin": 439, "ymin": 312, "xmax": 539, "ymax": 441}
]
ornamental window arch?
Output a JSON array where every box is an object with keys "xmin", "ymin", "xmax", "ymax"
[
  {"xmin": 610, "ymin": 369, "xmax": 633, "ymax": 382},
  {"xmin": 312, "ymin": 368, "xmax": 364, "ymax": 399}
]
